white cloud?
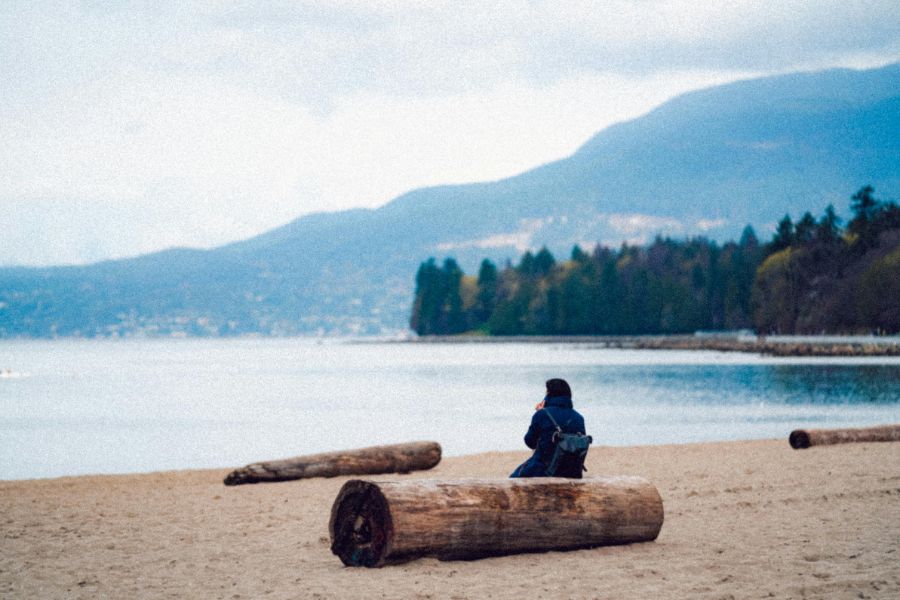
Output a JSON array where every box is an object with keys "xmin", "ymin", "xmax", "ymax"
[
  {"xmin": 696, "ymin": 218, "xmax": 729, "ymax": 232},
  {"xmin": 1, "ymin": 1, "xmax": 898, "ymax": 265},
  {"xmin": 607, "ymin": 213, "xmax": 685, "ymax": 236},
  {"xmin": 0, "ymin": 63, "xmax": 748, "ymax": 264}
]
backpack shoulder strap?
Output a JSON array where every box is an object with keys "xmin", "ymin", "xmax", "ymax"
[{"xmin": 542, "ymin": 408, "xmax": 562, "ymax": 433}]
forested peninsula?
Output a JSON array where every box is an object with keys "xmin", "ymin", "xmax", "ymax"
[{"xmin": 410, "ymin": 187, "xmax": 900, "ymax": 336}]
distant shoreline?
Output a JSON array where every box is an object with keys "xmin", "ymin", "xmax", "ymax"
[
  {"xmin": 400, "ymin": 334, "xmax": 900, "ymax": 356},
  {"xmin": 3, "ymin": 334, "xmax": 900, "ymax": 357}
]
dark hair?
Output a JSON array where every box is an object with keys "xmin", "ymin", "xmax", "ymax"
[{"xmin": 545, "ymin": 378, "xmax": 572, "ymax": 398}]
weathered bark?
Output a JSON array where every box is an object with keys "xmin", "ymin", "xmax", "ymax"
[
  {"xmin": 789, "ymin": 424, "xmax": 900, "ymax": 449},
  {"xmin": 223, "ymin": 441, "xmax": 441, "ymax": 485},
  {"xmin": 329, "ymin": 476, "xmax": 664, "ymax": 567}
]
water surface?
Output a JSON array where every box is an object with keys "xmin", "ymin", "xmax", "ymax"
[{"xmin": 1, "ymin": 339, "xmax": 898, "ymax": 480}]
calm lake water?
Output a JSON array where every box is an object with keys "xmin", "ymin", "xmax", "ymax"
[{"xmin": 1, "ymin": 338, "xmax": 899, "ymax": 480}]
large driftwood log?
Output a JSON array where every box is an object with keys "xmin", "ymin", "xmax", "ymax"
[
  {"xmin": 223, "ymin": 441, "xmax": 441, "ymax": 485},
  {"xmin": 329, "ymin": 476, "xmax": 664, "ymax": 567},
  {"xmin": 789, "ymin": 424, "xmax": 900, "ymax": 449}
]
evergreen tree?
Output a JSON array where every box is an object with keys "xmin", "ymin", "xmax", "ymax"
[
  {"xmin": 850, "ymin": 185, "xmax": 879, "ymax": 221},
  {"xmin": 410, "ymin": 258, "xmax": 441, "ymax": 335},
  {"xmin": 559, "ymin": 260, "xmax": 595, "ymax": 334},
  {"xmin": 517, "ymin": 251, "xmax": 536, "ymax": 276},
  {"xmin": 594, "ymin": 258, "xmax": 621, "ymax": 334},
  {"xmin": 771, "ymin": 215, "xmax": 795, "ymax": 251},
  {"xmin": 718, "ymin": 243, "xmax": 753, "ymax": 329},
  {"xmin": 739, "ymin": 225, "xmax": 759, "ymax": 250},
  {"xmin": 411, "ymin": 185, "xmax": 900, "ymax": 336},
  {"xmin": 815, "ymin": 205, "xmax": 841, "ymax": 244},
  {"xmin": 795, "ymin": 212, "xmax": 816, "ymax": 244},
  {"xmin": 409, "ymin": 257, "xmax": 467, "ymax": 335},
  {"xmin": 473, "ymin": 259, "xmax": 498, "ymax": 325},
  {"xmin": 440, "ymin": 258, "xmax": 466, "ymax": 334},
  {"xmin": 849, "ymin": 185, "xmax": 880, "ymax": 250},
  {"xmin": 570, "ymin": 245, "xmax": 589, "ymax": 263},
  {"xmin": 533, "ymin": 246, "xmax": 556, "ymax": 276}
]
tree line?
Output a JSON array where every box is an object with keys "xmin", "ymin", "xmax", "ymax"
[{"xmin": 410, "ymin": 187, "xmax": 900, "ymax": 336}]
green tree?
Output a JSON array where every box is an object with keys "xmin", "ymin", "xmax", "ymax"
[
  {"xmin": 439, "ymin": 258, "xmax": 466, "ymax": 334},
  {"xmin": 771, "ymin": 215, "xmax": 795, "ymax": 251},
  {"xmin": 558, "ymin": 261, "xmax": 595, "ymax": 334},
  {"xmin": 752, "ymin": 248, "xmax": 802, "ymax": 333},
  {"xmin": 594, "ymin": 258, "xmax": 621, "ymax": 334},
  {"xmin": 409, "ymin": 257, "xmax": 467, "ymax": 334},
  {"xmin": 411, "ymin": 186, "xmax": 899, "ymax": 336},
  {"xmin": 718, "ymin": 243, "xmax": 753, "ymax": 329},
  {"xmin": 815, "ymin": 204, "xmax": 842, "ymax": 244},
  {"xmin": 487, "ymin": 268, "xmax": 528, "ymax": 335},
  {"xmin": 856, "ymin": 248, "xmax": 900, "ymax": 332},
  {"xmin": 739, "ymin": 225, "xmax": 759, "ymax": 250},
  {"xmin": 795, "ymin": 212, "xmax": 816, "ymax": 244},
  {"xmin": 570, "ymin": 245, "xmax": 589, "ymax": 263},
  {"xmin": 533, "ymin": 246, "xmax": 556, "ymax": 276},
  {"xmin": 849, "ymin": 185, "xmax": 880, "ymax": 249},
  {"xmin": 517, "ymin": 251, "xmax": 536, "ymax": 276},
  {"xmin": 410, "ymin": 258, "xmax": 441, "ymax": 334},
  {"xmin": 474, "ymin": 259, "xmax": 498, "ymax": 326}
]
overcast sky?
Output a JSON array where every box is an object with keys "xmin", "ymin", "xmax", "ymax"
[{"xmin": 2, "ymin": 1, "xmax": 899, "ymax": 266}]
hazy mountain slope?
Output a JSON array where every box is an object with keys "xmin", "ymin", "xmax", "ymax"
[{"xmin": 1, "ymin": 63, "xmax": 898, "ymax": 337}]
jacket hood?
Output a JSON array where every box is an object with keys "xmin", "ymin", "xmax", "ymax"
[{"xmin": 544, "ymin": 395, "xmax": 573, "ymax": 409}]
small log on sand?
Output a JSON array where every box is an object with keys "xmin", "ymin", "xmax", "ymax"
[
  {"xmin": 789, "ymin": 424, "xmax": 900, "ymax": 449},
  {"xmin": 329, "ymin": 476, "xmax": 664, "ymax": 567},
  {"xmin": 223, "ymin": 441, "xmax": 441, "ymax": 485}
]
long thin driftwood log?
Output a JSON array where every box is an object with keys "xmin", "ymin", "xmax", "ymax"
[
  {"xmin": 329, "ymin": 476, "xmax": 664, "ymax": 567},
  {"xmin": 223, "ymin": 441, "xmax": 441, "ymax": 485},
  {"xmin": 789, "ymin": 424, "xmax": 900, "ymax": 449}
]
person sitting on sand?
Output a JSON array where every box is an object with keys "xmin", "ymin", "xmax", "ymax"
[{"xmin": 510, "ymin": 378, "xmax": 588, "ymax": 479}]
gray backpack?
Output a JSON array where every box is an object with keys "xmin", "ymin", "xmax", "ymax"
[{"xmin": 543, "ymin": 409, "xmax": 592, "ymax": 477}]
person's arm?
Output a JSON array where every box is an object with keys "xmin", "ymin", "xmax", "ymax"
[{"xmin": 524, "ymin": 410, "xmax": 543, "ymax": 449}]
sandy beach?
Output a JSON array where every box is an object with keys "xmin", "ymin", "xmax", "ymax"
[{"xmin": 2, "ymin": 439, "xmax": 898, "ymax": 599}]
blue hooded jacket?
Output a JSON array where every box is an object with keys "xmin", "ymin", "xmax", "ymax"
[{"xmin": 510, "ymin": 395, "xmax": 586, "ymax": 478}]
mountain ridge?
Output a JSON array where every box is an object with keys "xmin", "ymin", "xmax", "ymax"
[{"xmin": 1, "ymin": 62, "xmax": 898, "ymax": 337}]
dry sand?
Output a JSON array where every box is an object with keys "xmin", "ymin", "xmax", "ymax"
[{"xmin": 2, "ymin": 439, "xmax": 898, "ymax": 599}]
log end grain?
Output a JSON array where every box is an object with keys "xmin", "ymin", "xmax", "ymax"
[
  {"xmin": 789, "ymin": 429, "xmax": 811, "ymax": 449},
  {"xmin": 223, "ymin": 464, "xmax": 267, "ymax": 486},
  {"xmin": 223, "ymin": 471, "xmax": 243, "ymax": 486},
  {"xmin": 329, "ymin": 480, "xmax": 394, "ymax": 567}
]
